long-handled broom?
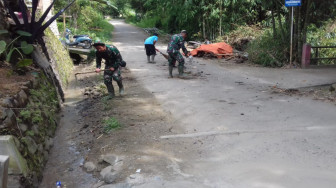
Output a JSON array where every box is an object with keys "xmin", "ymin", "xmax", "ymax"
[{"xmin": 156, "ymin": 49, "xmax": 169, "ymax": 60}]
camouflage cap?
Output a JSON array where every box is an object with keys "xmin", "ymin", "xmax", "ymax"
[
  {"xmin": 181, "ymin": 30, "xmax": 188, "ymax": 35},
  {"xmin": 93, "ymin": 39, "xmax": 105, "ymax": 47}
]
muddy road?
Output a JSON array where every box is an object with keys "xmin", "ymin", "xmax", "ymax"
[{"xmin": 40, "ymin": 20, "xmax": 336, "ymax": 188}]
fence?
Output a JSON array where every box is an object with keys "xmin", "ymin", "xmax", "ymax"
[{"xmin": 302, "ymin": 44, "xmax": 336, "ymax": 68}]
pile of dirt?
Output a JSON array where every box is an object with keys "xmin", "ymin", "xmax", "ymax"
[
  {"xmin": 271, "ymin": 84, "xmax": 336, "ymax": 104},
  {"xmin": 83, "ymin": 84, "xmax": 107, "ymax": 99}
]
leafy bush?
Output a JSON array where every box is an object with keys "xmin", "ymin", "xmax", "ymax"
[
  {"xmin": 247, "ymin": 28, "xmax": 289, "ymax": 67},
  {"xmin": 219, "ymin": 25, "xmax": 264, "ymax": 50},
  {"xmin": 307, "ymin": 20, "xmax": 336, "ymax": 65},
  {"xmin": 0, "ymin": 30, "xmax": 34, "ymax": 65},
  {"xmin": 75, "ymin": 7, "xmax": 113, "ymax": 42}
]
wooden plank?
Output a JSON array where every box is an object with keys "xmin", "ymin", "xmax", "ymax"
[
  {"xmin": 311, "ymin": 57, "xmax": 336, "ymax": 60},
  {"xmin": 311, "ymin": 46, "xmax": 336, "ymax": 48},
  {"xmin": 68, "ymin": 47, "xmax": 92, "ymax": 55}
]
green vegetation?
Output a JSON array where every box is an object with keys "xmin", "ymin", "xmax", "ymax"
[
  {"xmin": 0, "ymin": 30, "xmax": 33, "ymax": 66},
  {"xmin": 54, "ymin": 0, "xmax": 336, "ymax": 66},
  {"xmin": 14, "ymin": 73, "xmax": 59, "ymax": 183},
  {"xmin": 126, "ymin": 0, "xmax": 336, "ymax": 66},
  {"xmin": 307, "ymin": 20, "xmax": 336, "ymax": 65},
  {"xmin": 44, "ymin": 28, "xmax": 73, "ymax": 86},
  {"xmin": 18, "ymin": 73, "xmax": 59, "ymax": 131},
  {"xmin": 247, "ymin": 27, "xmax": 289, "ymax": 67},
  {"xmin": 55, "ymin": 0, "xmax": 116, "ymax": 42},
  {"xmin": 103, "ymin": 117, "xmax": 121, "ymax": 133}
]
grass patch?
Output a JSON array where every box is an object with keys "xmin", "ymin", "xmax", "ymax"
[
  {"xmin": 101, "ymin": 94, "xmax": 112, "ymax": 111},
  {"xmin": 103, "ymin": 117, "xmax": 121, "ymax": 133}
]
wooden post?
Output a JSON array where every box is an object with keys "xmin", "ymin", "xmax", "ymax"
[
  {"xmin": 63, "ymin": 13, "xmax": 66, "ymax": 37},
  {"xmin": 0, "ymin": 155, "xmax": 9, "ymax": 188},
  {"xmin": 301, "ymin": 43, "xmax": 311, "ymax": 68}
]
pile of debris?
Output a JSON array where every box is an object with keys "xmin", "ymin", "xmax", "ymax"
[
  {"xmin": 83, "ymin": 84, "xmax": 107, "ymax": 99},
  {"xmin": 190, "ymin": 42, "xmax": 233, "ymax": 59},
  {"xmin": 187, "ymin": 41, "xmax": 248, "ymax": 63}
]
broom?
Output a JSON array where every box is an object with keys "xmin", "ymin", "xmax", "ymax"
[{"xmin": 156, "ymin": 49, "xmax": 169, "ymax": 60}]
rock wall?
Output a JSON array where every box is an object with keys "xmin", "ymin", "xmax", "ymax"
[
  {"xmin": 0, "ymin": 0, "xmax": 9, "ymax": 43},
  {"xmin": 0, "ymin": 1, "xmax": 74, "ymax": 187},
  {"xmin": 0, "ymin": 71, "xmax": 59, "ymax": 187},
  {"xmin": 0, "ymin": 0, "xmax": 8, "ymax": 31}
]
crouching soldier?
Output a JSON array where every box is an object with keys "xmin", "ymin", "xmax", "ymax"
[
  {"xmin": 167, "ymin": 30, "xmax": 190, "ymax": 78},
  {"xmin": 93, "ymin": 41, "xmax": 125, "ymax": 98}
]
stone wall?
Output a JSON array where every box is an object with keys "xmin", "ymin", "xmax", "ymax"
[
  {"xmin": 0, "ymin": 1, "xmax": 74, "ymax": 186},
  {"xmin": 0, "ymin": 0, "xmax": 8, "ymax": 31},
  {"xmin": 0, "ymin": 70, "xmax": 59, "ymax": 187}
]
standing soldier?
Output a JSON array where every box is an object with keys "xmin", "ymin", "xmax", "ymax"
[
  {"xmin": 93, "ymin": 41, "xmax": 125, "ymax": 99},
  {"xmin": 167, "ymin": 30, "xmax": 190, "ymax": 78},
  {"xmin": 144, "ymin": 33, "xmax": 159, "ymax": 63}
]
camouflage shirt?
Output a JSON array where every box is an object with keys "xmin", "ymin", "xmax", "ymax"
[
  {"xmin": 167, "ymin": 34, "xmax": 188, "ymax": 55},
  {"xmin": 96, "ymin": 45, "xmax": 122, "ymax": 69}
]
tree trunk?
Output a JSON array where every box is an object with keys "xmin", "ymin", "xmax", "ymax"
[
  {"xmin": 229, "ymin": 0, "xmax": 233, "ymax": 30},
  {"xmin": 276, "ymin": 3, "xmax": 286, "ymax": 40},
  {"xmin": 302, "ymin": 0, "xmax": 312, "ymax": 44},
  {"xmin": 271, "ymin": 10, "xmax": 277, "ymax": 39},
  {"xmin": 202, "ymin": 13, "xmax": 206, "ymax": 39},
  {"xmin": 297, "ymin": 6, "xmax": 302, "ymax": 62},
  {"xmin": 293, "ymin": 7, "xmax": 299, "ymax": 62},
  {"xmin": 219, "ymin": 0, "xmax": 222, "ymax": 36}
]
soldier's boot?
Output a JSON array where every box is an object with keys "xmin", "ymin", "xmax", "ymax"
[
  {"xmin": 147, "ymin": 56, "xmax": 150, "ymax": 63},
  {"xmin": 106, "ymin": 83, "xmax": 115, "ymax": 99},
  {"xmin": 178, "ymin": 65, "xmax": 184, "ymax": 76},
  {"xmin": 178, "ymin": 65, "xmax": 191, "ymax": 79},
  {"xmin": 150, "ymin": 55, "xmax": 156, "ymax": 63},
  {"xmin": 117, "ymin": 81, "xmax": 124, "ymax": 95},
  {"xmin": 169, "ymin": 66, "xmax": 173, "ymax": 78}
]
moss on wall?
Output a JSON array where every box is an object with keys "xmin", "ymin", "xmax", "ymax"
[
  {"xmin": 44, "ymin": 27, "xmax": 73, "ymax": 86},
  {"xmin": 15, "ymin": 72, "xmax": 59, "ymax": 186}
]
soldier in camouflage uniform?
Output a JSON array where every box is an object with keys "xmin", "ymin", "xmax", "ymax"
[
  {"xmin": 167, "ymin": 30, "xmax": 190, "ymax": 78},
  {"xmin": 93, "ymin": 42, "xmax": 124, "ymax": 98}
]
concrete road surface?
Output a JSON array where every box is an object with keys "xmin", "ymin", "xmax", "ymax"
[{"xmin": 111, "ymin": 19, "xmax": 336, "ymax": 188}]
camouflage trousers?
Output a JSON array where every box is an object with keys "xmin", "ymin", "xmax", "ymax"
[
  {"xmin": 103, "ymin": 66, "xmax": 122, "ymax": 85},
  {"xmin": 168, "ymin": 52, "xmax": 185, "ymax": 67}
]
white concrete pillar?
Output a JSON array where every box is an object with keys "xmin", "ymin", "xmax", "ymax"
[{"xmin": 0, "ymin": 155, "xmax": 9, "ymax": 188}]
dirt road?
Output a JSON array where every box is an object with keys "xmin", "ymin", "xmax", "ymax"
[{"xmin": 41, "ymin": 20, "xmax": 336, "ymax": 188}]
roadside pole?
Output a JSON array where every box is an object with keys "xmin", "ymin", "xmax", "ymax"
[
  {"xmin": 290, "ymin": 7, "xmax": 293, "ymax": 66},
  {"xmin": 285, "ymin": 0, "xmax": 301, "ymax": 66}
]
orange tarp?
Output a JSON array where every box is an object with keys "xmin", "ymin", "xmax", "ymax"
[{"xmin": 190, "ymin": 42, "xmax": 233, "ymax": 58}]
